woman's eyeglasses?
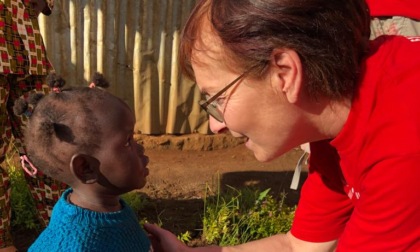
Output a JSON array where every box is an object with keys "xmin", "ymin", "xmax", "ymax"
[{"xmin": 198, "ymin": 66, "xmax": 256, "ymax": 122}]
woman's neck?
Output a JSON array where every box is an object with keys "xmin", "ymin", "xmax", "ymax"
[
  {"xmin": 319, "ymin": 99, "xmax": 351, "ymax": 138},
  {"xmin": 301, "ymin": 97, "xmax": 351, "ymax": 143}
]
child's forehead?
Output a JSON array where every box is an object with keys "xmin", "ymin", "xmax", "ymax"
[
  {"xmin": 90, "ymin": 93, "xmax": 127, "ymax": 111},
  {"xmin": 57, "ymin": 92, "xmax": 133, "ymax": 131},
  {"xmin": 94, "ymin": 98, "xmax": 134, "ymax": 125}
]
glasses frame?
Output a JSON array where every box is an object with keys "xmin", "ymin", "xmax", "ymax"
[{"xmin": 198, "ymin": 66, "xmax": 256, "ymax": 122}]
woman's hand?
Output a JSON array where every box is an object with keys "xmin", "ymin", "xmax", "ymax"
[{"xmin": 144, "ymin": 223, "xmax": 191, "ymax": 252}]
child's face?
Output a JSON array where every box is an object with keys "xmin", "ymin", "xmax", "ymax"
[{"xmin": 94, "ymin": 99, "xmax": 149, "ymax": 194}]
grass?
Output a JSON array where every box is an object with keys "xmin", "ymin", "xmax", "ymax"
[
  {"xmin": 202, "ymin": 185, "xmax": 295, "ymax": 246},
  {"xmin": 5, "ymin": 150, "xmax": 40, "ymax": 231}
]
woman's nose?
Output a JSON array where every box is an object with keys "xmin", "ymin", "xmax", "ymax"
[{"xmin": 209, "ymin": 116, "xmax": 228, "ymax": 134}]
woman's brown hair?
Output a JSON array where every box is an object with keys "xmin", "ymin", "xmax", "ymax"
[{"xmin": 180, "ymin": 0, "xmax": 370, "ymax": 100}]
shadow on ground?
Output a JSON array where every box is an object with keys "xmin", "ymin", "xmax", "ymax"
[{"xmin": 221, "ymin": 170, "xmax": 308, "ymax": 206}]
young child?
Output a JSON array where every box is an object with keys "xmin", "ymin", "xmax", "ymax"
[{"xmin": 15, "ymin": 73, "xmax": 152, "ymax": 252}]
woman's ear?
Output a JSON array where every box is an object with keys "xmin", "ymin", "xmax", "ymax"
[
  {"xmin": 70, "ymin": 154, "xmax": 100, "ymax": 184},
  {"xmin": 271, "ymin": 48, "xmax": 303, "ymax": 104}
]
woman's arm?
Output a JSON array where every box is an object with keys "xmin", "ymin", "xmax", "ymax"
[{"xmin": 144, "ymin": 224, "xmax": 336, "ymax": 252}]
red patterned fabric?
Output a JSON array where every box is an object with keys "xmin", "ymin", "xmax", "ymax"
[
  {"xmin": 0, "ymin": 1, "xmax": 66, "ymax": 248},
  {"xmin": 0, "ymin": 0, "xmax": 53, "ymax": 75}
]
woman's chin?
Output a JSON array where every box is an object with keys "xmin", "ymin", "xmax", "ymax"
[
  {"xmin": 246, "ymin": 141, "xmax": 274, "ymax": 162},
  {"xmin": 253, "ymin": 152, "xmax": 276, "ymax": 162}
]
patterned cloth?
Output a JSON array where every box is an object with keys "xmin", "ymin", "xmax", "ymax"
[
  {"xmin": 370, "ymin": 16, "xmax": 420, "ymax": 39},
  {"xmin": 0, "ymin": 0, "xmax": 66, "ymax": 248},
  {"xmin": 367, "ymin": 0, "xmax": 420, "ymax": 39},
  {"xmin": 0, "ymin": 0, "xmax": 52, "ymax": 75}
]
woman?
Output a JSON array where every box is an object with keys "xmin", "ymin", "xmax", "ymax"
[{"xmin": 145, "ymin": 0, "xmax": 420, "ymax": 251}]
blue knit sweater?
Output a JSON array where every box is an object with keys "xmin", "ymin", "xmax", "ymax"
[{"xmin": 29, "ymin": 189, "xmax": 152, "ymax": 252}]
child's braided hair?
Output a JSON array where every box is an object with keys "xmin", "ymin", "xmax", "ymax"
[{"xmin": 14, "ymin": 72, "xmax": 113, "ymax": 181}]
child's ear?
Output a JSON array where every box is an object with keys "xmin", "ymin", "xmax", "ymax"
[{"xmin": 70, "ymin": 154, "xmax": 100, "ymax": 184}]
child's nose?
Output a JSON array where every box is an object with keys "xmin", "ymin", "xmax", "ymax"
[{"xmin": 135, "ymin": 143, "xmax": 145, "ymax": 156}]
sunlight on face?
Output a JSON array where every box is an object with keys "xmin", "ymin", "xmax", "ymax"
[{"xmin": 191, "ymin": 20, "xmax": 303, "ymax": 162}]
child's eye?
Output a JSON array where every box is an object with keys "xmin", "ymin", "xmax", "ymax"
[{"xmin": 124, "ymin": 136, "xmax": 133, "ymax": 147}]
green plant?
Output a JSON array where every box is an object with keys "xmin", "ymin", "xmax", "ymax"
[
  {"xmin": 6, "ymin": 151, "xmax": 39, "ymax": 230},
  {"xmin": 121, "ymin": 191, "xmax": 147, "ymax": 214},
  {"xmin": 121, "ymin": 191, "xmax": 159, "ymax": 228},
  {"xmin": 202, "ymin": 185, "xmax": 295, "ymax": 246},
  {"xmin": 177, "ymin": 231, "xmax": 192, "ymax": 244}
]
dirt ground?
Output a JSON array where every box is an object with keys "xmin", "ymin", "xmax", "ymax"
[{"xmin": 13, "ymin": 134, "xmax": 308, "ymax": 251}]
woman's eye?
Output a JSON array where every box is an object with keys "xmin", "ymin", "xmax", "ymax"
[
  {"xmin": 205, "ymin": 94, "xmax": 225, "ymax": 108},
  {"xmin": 214, "ymin": 97, "xmax": 225, "ymax": 107},
  {"xmin": 209, "ymin": 100, "xmax": 218, "ymax": 108}
]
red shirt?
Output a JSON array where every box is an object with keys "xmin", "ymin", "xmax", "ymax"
[
  {"xmin": 366, "ymin": 0, "xmax": 420, "ymax": 19},
  {"xmin": 291, "ymin": 36, "xmax": 420, "ymax": 251}
]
